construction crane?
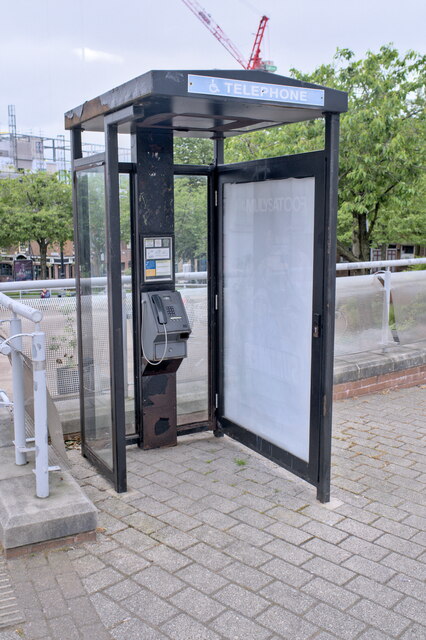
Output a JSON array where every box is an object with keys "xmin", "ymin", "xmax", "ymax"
[{"xmin": 181, "ymin": 0, "xmax": 276, "ymax": 72}]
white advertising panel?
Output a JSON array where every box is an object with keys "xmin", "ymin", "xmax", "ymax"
[{"xmin": 223, "ymin": 177, "xmax": 315, "ymax": 462}]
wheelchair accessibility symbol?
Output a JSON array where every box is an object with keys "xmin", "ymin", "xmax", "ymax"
[{"xmin": 209, "ymin": 79, "xmax": 220, "ymax": 94}]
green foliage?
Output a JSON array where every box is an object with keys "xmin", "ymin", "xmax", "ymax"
[
  {"xmin": 226, "ymin": 45, "xmax": 426, "ymax": 261},
  {"xmin": 174, "ymin": 138, "xmax": 214, "ymax": 165},
  {"xmin": 0, "ymin": 171, "xmax": 72, "ymax": 278},
  {"xmin": 174, "ymin": 177, "xmax": 207, "ymax": 265},
  {"xmin": 234, "ymin": 457, "xmax": 247, "ymax": 467}
]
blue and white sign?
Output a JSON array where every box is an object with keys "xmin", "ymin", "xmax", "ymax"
[{"xmin": 188, "ymin": 74, "xmax": 324, "ymax": 107}]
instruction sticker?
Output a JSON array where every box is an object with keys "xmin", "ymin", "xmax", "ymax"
[{"xmin": 143, "ymin": 237, "xmax": 173, "ymax": 282}]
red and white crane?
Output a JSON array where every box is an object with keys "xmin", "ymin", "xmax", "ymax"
[{"xmin": 181, "ymin": 0, "xmax": 276, "ymax": 72}]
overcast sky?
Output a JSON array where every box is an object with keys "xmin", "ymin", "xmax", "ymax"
[{"xmin": 1, "ymin": 0, "xmax": 424, "ymax": 139}]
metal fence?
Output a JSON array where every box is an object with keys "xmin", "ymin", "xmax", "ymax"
[{"xmin": 0, "ymin": 261, "xmax": 425, "ymax": 403}]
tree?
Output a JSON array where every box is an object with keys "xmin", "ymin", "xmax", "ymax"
[
  {"xmin": 174, "ymin": 177, "xmax": 207, "ymax": 267},
  {"xmin": 226, "ymin": 46, "xmax": 426, "ymax": 261},
  {"xmin": 0, "ymin": 172, "xmax": 72, "ymax": 278}
]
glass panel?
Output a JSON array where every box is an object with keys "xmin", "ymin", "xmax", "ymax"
[
  {"xmin": 76, "ymin": 166, "xmax": 113, "ymax": 469},
  {"xmin": 391, "ymin": 270, "xmax": 426, "ymax": 345},
  {"xmin": 335, "ymin": 275, "xmax": 389, "ymax": 355},
  {"xmin": 174, "ymin": 176, "xmax": 208, "ymax": 424},
  {"xmin": 223, "ymin": 178, "xmax": 315, "ymax": 462},
  {"xmin": 118, "ymin": 174, "xmax": 136, "ymax": 435}
]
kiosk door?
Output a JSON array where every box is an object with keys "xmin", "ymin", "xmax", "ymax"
[{"xmin": 217, "ymin": 152, "xmax": 332, "ymax": 499}]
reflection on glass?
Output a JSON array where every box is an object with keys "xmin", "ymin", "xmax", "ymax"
[
  {"xmin": 76, "ymin": 166, "xmax": 113, "ymax": 468},
  {"xmin": 118, "ymin": 174, "xmax": 136, "ymax": 435},
  {"xmin": 174, "ymin": 176, "xmax": 208, "ymax": 423},
  {"xmin": 223, "ymin": 178, "xmax": 315, "ymax": 462}
]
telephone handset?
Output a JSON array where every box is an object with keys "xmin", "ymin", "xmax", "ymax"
[{"xmin": 152, "ymin": 294, "xmax": 167, "ymax": 325}]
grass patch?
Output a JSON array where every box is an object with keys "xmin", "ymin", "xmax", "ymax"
[{"xmin": 234, "ymin": 457, "xmax": 247, "ymax": 467}]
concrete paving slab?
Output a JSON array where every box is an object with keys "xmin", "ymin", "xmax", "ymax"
[{"xmin": 0, "ymin": 446, "xmax": 97, "ymax": 552}]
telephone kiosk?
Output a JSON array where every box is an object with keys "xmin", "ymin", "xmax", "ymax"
[{"xmin": 141, "ymin": 291, "xmax": 191, "ymax": 369}]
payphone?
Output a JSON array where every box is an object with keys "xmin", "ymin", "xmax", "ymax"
[{"xmin": 141, "ymin": 290, "xmax": 191, "ymax": 368}]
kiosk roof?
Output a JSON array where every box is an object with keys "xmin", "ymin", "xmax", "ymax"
[{"xmin": 65, "ymin": 69, "xmax": 347, "ymax": 138}]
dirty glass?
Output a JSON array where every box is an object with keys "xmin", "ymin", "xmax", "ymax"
[{"xmin": 223, "ymin": 177, "xmax": 315, "ymax": 462}]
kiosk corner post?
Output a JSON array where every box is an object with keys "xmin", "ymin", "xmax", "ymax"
[
  {"xmin": 317, "ymin": 112, "xmax": 340, "ymax": 503},
  {"xmin": 133, "ymin": 127, "xmax": 178, "ymax": 450},
  {"xmin": 105, "ymin": 119, "xmax": 127, "ymax": 492}
]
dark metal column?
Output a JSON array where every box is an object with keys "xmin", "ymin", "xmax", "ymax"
[
  {"xmin": 132, "ymin": 128, "xmax": 177, "ymax": 449},
  {"xmin": 104, "ymin": 121, "xmax": 127, "ymax": 491},
  {"xmin": 317, "ymin": 112, "xmax": 340, "ymax": 503}
]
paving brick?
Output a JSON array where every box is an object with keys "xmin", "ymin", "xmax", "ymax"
[
  {"xmin": 382, "ymin": 552, "xmax": 426, "ymax": 581},
  {"xmin": 302, "ymin": 537, "xmax": 351, "ymax": 564},
  {"xmin": 304, "ymin": 602, "xmax": 365, "ymax": 640},
  {"xmin": 161, "ymin": 613, "xmax": 222, "ymax": 639},
  {"xmin": 211, "ymin": 610, "xmax": 271, "ymax": 639},
  {"xmin": 372, "ymin": 516, "xmax": 419, "ymax": 540},
  {"xmin": 68, "ymin": 595, "xmax": 102, "ymax": 626},
  {"xmin": 82, "ymin": 567, "xmax": 123, "ymax": 594},
  {"xmin": 111, "ymin": 617, "xmax": 168, "ymax": 640},
  {"xmin": 394, "ymin": 596, "xmax": 426, "ymax": 626},
  {"xmin": 133, "ymin": 565, "xmax": 185, "ymax": 597},
  {"xmin": 129, "ymin": 495, "xmax": 172, "ymax": 516},
  {"xmin": 302, "ymin": 520, "xmax": 349, "ymax": 545},
  {"xmin": 158, "ymin": 509, "xmax": 201, "ymax": 531},
  {"xmin": 346, "ymin": 575, "xmax": 402, "ymax": 607},
  {"xmin": 112, "ymin": 527, "xmax": 158, "ymax": 552},
  {"xmin": 80, "ymin": 622, "xmax": 112, "ymax": 640},
  {"xmin": 170, "ymin": 586, "xmax": 225, "ymax": 621},
  {"xmin": 257, "ymin": 604, "xmax": 318, "ymax": 639},
  {"xmin": 339, "ymin": 535, "xmax": 390, "ymax": 561},
  {"xmin": 300, "ymin": 504, "xmax": 344, "ymax": 526},
  {"xmin": 260, "ymin": 580, "xmax": 316, "ymax": 614},
  {"xmin": 265, "ymin": 521, "xmax": 313, "ymax": 546},
  {"xmin": 142, "ymin": 544, "xmax": 192, "ymax": 572},
  {"xmin": 89, "ymin": 592, "xmax": 130, "ymax": 628},
  {"xmin": 176, "ymin": 563, "xmax": 228, "ymax": 594},
  {"xmin": 197, "ymin": 508, "xmax": 239, "ymax": 531},
  {"xmin": 263, "ymin": 538, "xmax": 313, "ymax": 566},
  {"xmin": 264, "ymin": 505, "xmax": 311, "ymax": 527},
  {"xmin": 184, "ymin": 542, "xmax": 233, "ymax": 571},
  {"xmin": 122, "ymin": 511, "xmax": 167, "ymax": 534},
  {"xmin": 151, "ymin": 525, "xmax": 197, "ymax": 550},
  {"xmin": 37, "ymin": 588, "xmax": 69, "ymax": 619},
  {"xmin": 261, "ymin": 558, "xmax": 311, "ymax": 588},
  {"xmin": 301, "ymin": 576, "xmax": 360, "ymax": 611},
  {"xmin": 223, "ymin": 540, "xmax": 271, "ymax": 568},
  {"xmin": 400, "ymin": 623, "xmax": 426, "ymax": 639},
  {"xmin": 219, "ymin": 561, "xmax": 272, "ymax": 591},
  {"xmin": 336, "ymin": 518, "xmax": 382, "ymax": 542},
  {"xmin": 101, "ymin": 547, "xmax": 150, "ymax": 575},
  {"xmin": 302, "ymin": 557, "xmax": 355, "ymax": 585},
  {"xmin": 124, "ymin": 586, "xmax": 178, "ymax": 625},
  {"xmin": 47, "ymin": 615, "xmax": 80, "ymax": 640},
  {"xmin": 214, "ymin": 583, "xmax": 269, "ymax": 617},
  {"xmin": 56, "ymin": 572, "xmax": 86, "ymax": 599},
  {"xmin": 349, "ymin": 599, "xmax": 411, "ymax": 636},
  {"xmin": 342, "ymin": 555, "xmax": 395, "ymax": 583},
  {"xmin": 375, "ymin": 533, "xmax": 424, "ymax": 558},
  {"xmin": 226, "ymin": 522, "xmax": 274, "ymax": 546},
  {"xmin": 104, "ymin": 578, "xmax": 140, "ymax": 601},
  {"xmin": 387, "ymin": 573, "xmax": 426, "ymax": 603}
]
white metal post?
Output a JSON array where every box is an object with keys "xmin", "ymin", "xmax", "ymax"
[
  {"xmin": 10, "ymin": 316, "xmax": 27, "ymax": 466},
  {"xmin": 381, "ymin": 268, "xmax": 392, "ymax": 350},
  {"xmin": 122, "ymin": 288, "xmax": 128, "ymax": 397},
  {"xmin": 32, "ymin": 330, "xmax": 49, "ymax": 498}
]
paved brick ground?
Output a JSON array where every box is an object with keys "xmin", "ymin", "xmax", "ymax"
[{"xmin": 2, "ymin": 385, "xmax": 425, "ymax": 639}]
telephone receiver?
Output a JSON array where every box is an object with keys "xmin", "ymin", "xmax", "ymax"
[{"xmin": 152, "ymin": 294, "xmax": 167, "ymax": 324}]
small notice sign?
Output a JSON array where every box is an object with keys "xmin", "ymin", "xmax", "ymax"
[{"xmin": 143, "ymin": 237, "xmax": 173, "ymax": 282}]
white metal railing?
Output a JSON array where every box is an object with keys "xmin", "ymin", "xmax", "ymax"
[
  {"xmin": 0, "ymin": 292, "xmax": 55, "ymax": 498},
  {"xmin": 0, "ymin": 260, "xmax": 425, "ymax": 399}
]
